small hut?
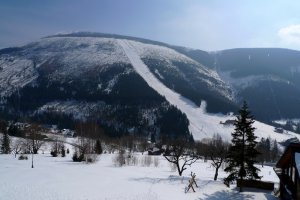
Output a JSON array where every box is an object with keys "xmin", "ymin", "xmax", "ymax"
[{"xmin": 274, "ymin": 142, "xmax": 300, "ymax": 199}]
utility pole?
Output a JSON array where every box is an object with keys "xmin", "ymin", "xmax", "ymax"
[{"xmin": 31, "ymin": 151, "xmax": 34, "ymax": 168}]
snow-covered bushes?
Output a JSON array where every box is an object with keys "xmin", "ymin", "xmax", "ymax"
[
  {"xmin": 71, "ymin": 131, "xmax": 103, "ymax": 163},
  {"xmin": 18, "ymin": 154, "xmax": 28, "ymax": 160},
  {"xmin": 72, "ymin": 151, "xmax": 84, "ymax": 162},
  {"xmin": 153, "ymin": 157, "xmax": 159, "ymax": 167},
  {"xmin": 126, "ymin": 153, "xmax": 138, "ymax": 166},
  {"xmin": 85, "ymin": 154, "xmax": 98, "ymax": 163},
  {"xmin": 113, "ymin": 151, "xmax": 160, "ymax": 167},
  {"xmin": 113, "ymin": 149, "xmax": 126, "ymax": 167},
  {"xmin": 72, "ymin": 151, "xmax": 98, "ymax": 163},
  {"xmin": 140, "ymin": 155, "xmax": 152, "ymax": 167},
  {"xmin": 50, "ymin": 138, "xmax": 66, "ymax": 157}
]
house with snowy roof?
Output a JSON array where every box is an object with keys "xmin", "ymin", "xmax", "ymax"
[{"xmin": 274, "ymin": 142, "xmax": 300, "ymax": 199}]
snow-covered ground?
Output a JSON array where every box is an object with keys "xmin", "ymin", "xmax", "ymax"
[{"xmin": 0, "ymin": 150, "xmax": 278, "ymax": 200}]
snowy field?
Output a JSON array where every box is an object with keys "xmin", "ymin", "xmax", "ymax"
[{"xmin": 0, "ymin": 150, "xmax": 279, "ymax": 200}]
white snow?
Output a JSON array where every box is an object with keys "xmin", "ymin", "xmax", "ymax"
[
  {"xmin": 218, "ymin": 71, "xmax": 264, "ymax": 91},
  {"xmin": 29, "ymin": 37, "xmax": 131, "ymax": 67},
  {"xmin": 290, "ymin": 66, "xmax": 300, "ymax": 75},
  {"xmin": 0, "ymin": 35, "xmax": 231, "ymax": 106},
  {"xmin": 218, "ymin": 71, "xmax": 290, "ymax": 91},
  {"xmin": 126, "ymin": 40, "xmax": 198, "ymax": 65},
  {"xmin": 118, "ymin": 39, "xmax": 300, "ymax": 142},
  {"xmin": 0, "ymin": 37, "xmax": 132, "ymax": 97},
  {"xmin": 1, "ymin": 36, "xmax": 299, "ymax": 143},
  {"xmin": 0, "ymin": 56, "xmax": 38, "ymax": 97},
  {"xmin": 36, "ymin": 101, "xmax": 106, "ymax": 120},
  {"xmin": 104, "ymin": 75, "xmax": 119, "ymax": 94},
  {"xmin": 125, "ymin": 39, "xmax": 233, "ymax": 101},
  {"xmin": 273, "ymin": 119, "xmax": 300, "ymax": 126},
  {"xmin": 154, "ymin": 69, "xmax": 164, "ymax": 79},
  {"xmin": 0, "ymin": 151, "xmax": 279, "ymax": 200},
  {"xmin": 104, "ymin": 68, "xmax": 133, "ymax": 94},
  {"xmin": 218, "ymin": 71, "xmax": 291, "ymax": 102}
]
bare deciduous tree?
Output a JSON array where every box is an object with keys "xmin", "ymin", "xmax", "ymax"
[
  {"xmin": 24, "ymin": 123, "xmax": 46, "ymax": 154},
  {"xmin": 12, "ymin": 138, "xmax": 24, "ymax": 158},
  {"xmin": 207, "ymin": 134, "xmax": 229, "ymax": 181},
  {"xmin": 23, "ymin": 123, "xmax": 46, "ymax": 168},
  {"xmin": 50, "ymin": 136, "xmax": 65, "ymax": 157},
  {"xmin": 164, "ymin": 138, "xmax": 197, "ymax": 176}
]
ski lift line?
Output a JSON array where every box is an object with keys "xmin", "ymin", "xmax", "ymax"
[{"xmin": 267, "ymin": 75, "xmax": 282, "ymax": 119}]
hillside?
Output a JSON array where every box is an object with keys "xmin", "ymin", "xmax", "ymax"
[
  {"xmin": 0, "ymin": 33, "xmax": 300, "ymax": 141},
  {"xmin": 179, "ymin": 47, "xmax": 300, "ymax": 121},
  {"xmin": 0, "ymin": 33, "xmax": 232, "ymax": 140}
]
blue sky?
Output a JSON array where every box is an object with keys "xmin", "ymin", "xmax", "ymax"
[{"xmin": 1, "ymin": 0, "xmax": 300, "ymax": 51}]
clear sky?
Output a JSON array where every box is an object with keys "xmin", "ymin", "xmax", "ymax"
[{"xmin": 1, "ymin": 0, "xmax": 300, "ymax": 51}]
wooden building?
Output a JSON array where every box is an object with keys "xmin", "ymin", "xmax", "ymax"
[{"xmin": 274, "ymin": 143, "xmax": 300, "ymax": 199}]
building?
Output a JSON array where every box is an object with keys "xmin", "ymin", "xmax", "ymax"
[
  {"xmin": 148, "ymin": 147, "xmax": 164, "ymax": 155},
  {"xmin": 274, "ymin": 127, "xmax": 284, "ymax": 133},
  {"xmin": 274, "ymin": 143, "xmax": 300, "ymax": 199},
  {"xmin": 220, "ymin": 119, "xmax": 235, "ymax": 126}
]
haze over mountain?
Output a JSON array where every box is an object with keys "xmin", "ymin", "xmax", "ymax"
[
  {"xmin": 0, "ymin": 32, "xmax": 300, "ymax": 140},
  {"xmin": 178, "ymin": 47, "xmax": 300, "ymax": 121}
]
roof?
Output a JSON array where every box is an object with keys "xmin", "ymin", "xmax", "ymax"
[
  {"xmin": 295, "ymin": 153, "xmax": 300, "ymax": 176},
  {"xmin": 276, "ymin": 142, "xmax": 300, "ymax": 168}
]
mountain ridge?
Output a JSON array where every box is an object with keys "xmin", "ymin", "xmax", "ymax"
[{"xmin": 0, "ymin": 32, "xmax": 300, "ymax": 141}]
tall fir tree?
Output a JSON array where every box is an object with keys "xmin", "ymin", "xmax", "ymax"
[
  {"xmin": 296, "ymin": 123, "xmax": 300, "ymax": 134},
  {"xmin": 271, "ymin": 140, "xmax": 280, "ymax": 162},
  {"xmin": 94, "ymin": 139, "xmax": 103, "ymax": 154},
  {"xmin": 1, "ymin": 130, "xmax": 11, "ymax": 154},
  {"xmin": 264, "ymin": 137, "xmax": 271, "ymax": 162},
  {"xmin": 224, "ymin": 101, "xmax": 261, "ymax": 191}
]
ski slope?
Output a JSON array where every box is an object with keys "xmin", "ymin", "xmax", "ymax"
[{"xmin": 118, "ymin": 39, "xmax": 300, "ymax": 142}]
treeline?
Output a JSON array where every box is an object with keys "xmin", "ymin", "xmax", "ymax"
[
  {"xmin": 23, "ymin": 102, "xmax": 191, "ymax": 140},
  {"xmin": 0, "ymin": 108, "xmax": 191, "ymax": 158},
  {"xmin": 272, "ymin": 120, "xmax": 300, "ymax": 134},
  {"xmin": 256, "ymin": 137, "xmax": 280, "ymax": 166}
]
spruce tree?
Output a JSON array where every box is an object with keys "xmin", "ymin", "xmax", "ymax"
[
  {"xmin": 271, "ymin": 140, "xmax": 279, "ymax": 162},
  {"xmin": 61, "ymin": 145, "xmax": 66, "ymax": 157},
  {"xmin": 94, "ymin": 139, "xmax": 103, "ymax": 154},
  {"xmin": 296, "ymin": 123, "xmax": 300, "ymax": 134},
  {"xmin": 1, "ymin": 131, "xmax": 11, "ymax": 154},
  {"xmin": 264, "ymin": 137, "xmax": 271, "ymax": 162},
  {"xmin": 256, "ymin": 138, "xmax": 266, "ymax": 167},
  {"xmin": 224, "ymin": 101, "xmax": 261, "ymax": 191}
]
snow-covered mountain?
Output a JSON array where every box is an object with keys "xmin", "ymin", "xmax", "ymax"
[
  {"xmin": 178, "ymin": 47, "xmax": 300, "ymax": 121},
  {"xmin": 0, "ymin": 35, "xmax": 233, "ymax": 108},
  {"xmin": 0, "ymin": 32, "xmax": 300, "ymax": 142}
]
